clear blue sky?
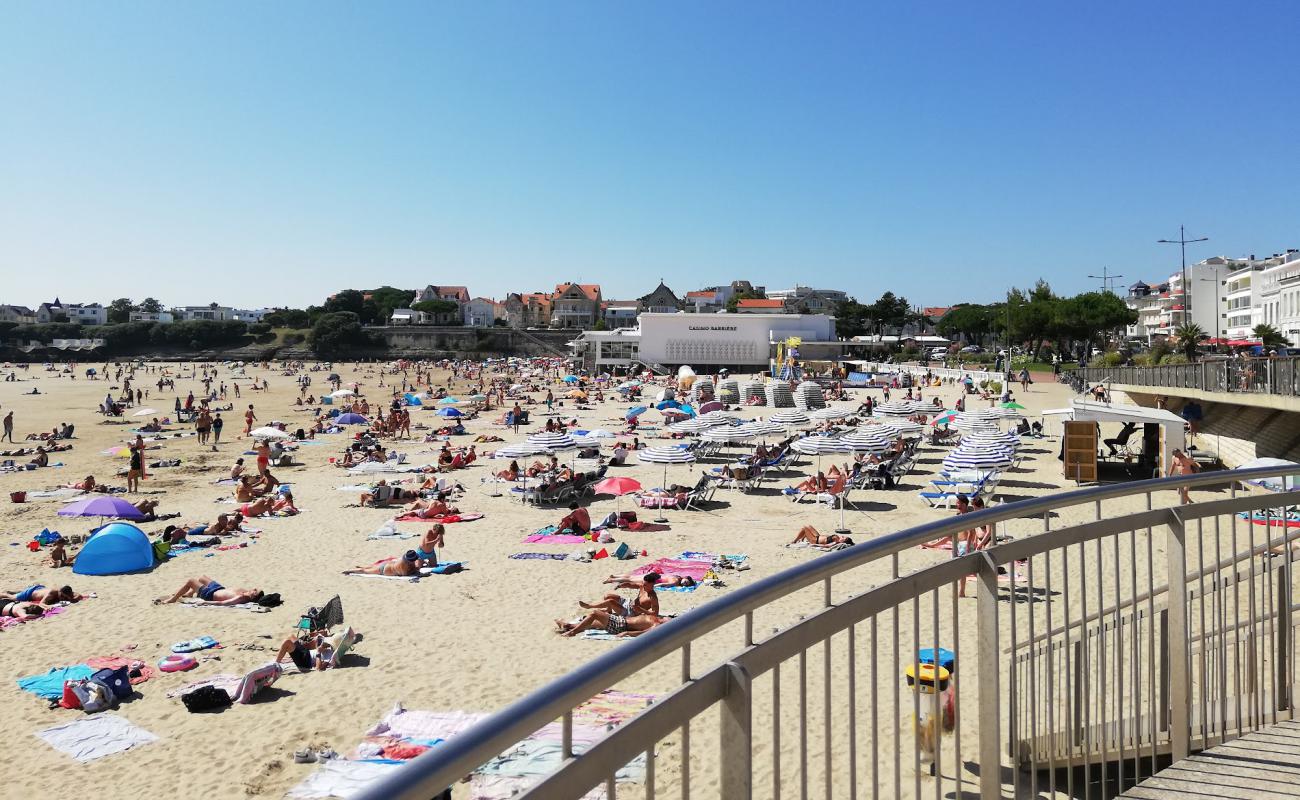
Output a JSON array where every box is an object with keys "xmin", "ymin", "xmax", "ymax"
[{"xmin": 2, "ymin": 2, "xmax": 1297, "ymax": 311}]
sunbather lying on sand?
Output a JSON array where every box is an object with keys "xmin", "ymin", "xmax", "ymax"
[
  {"xmin": 790, "ymin": 526, "xmax": 854, "ymax": 547},
  {"xmin": 342, "ymin": 549, "xmax": 420, "ymax": 577},
  {"xmin": 604, "ymin": 572, "xmax": 695, "ymax": 588},
  {"xmin": 359, "ymin": 479, "xmax": 419, "ymax": 507},
  {"xmin": 555, "ymin": 610, "xmax": 668, "ymax": 637},
  {"xmin": 2, "ymin": 601, "xmax": 44, "ymax": 618},
  {"xmin": 1, "ymin": 584, "xmax": 81, "ymax": 604},
  {"xmin": 63, "ymin": 475, "xmax": 100, "ymax": 491},
  {"xmin": 155, "ymin": 575, "xmax": 265, "ymax": 605},
  {"xmin": 402, "ymin": 493, "xmax": 458, "ymax": 517}
]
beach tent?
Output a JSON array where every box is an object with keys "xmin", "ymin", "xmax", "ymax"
[{"xmin": 73, "ymin": 522, "xmax": 153, "ymax": 576}]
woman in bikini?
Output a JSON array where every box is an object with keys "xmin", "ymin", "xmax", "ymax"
[
  {"xmin": 343, "ymin": 549, "xmax": 420, "ymax": 577},
  {"xmin": 402, "ymin": 492, "xmax": 458, "ymax": 518},
  {"xmin": 239, "ymin": 496, "xmax": 276, "ymax": 518},
  {"xmin": 1, "ymin": 601, "xmax": 44, "ymax": 618},
  {"xmin": 494, "ymin": 460, "xmax": 521, "ymax": 481},
  {"xmin": 790, "ymin": 525, "xmax": 854, "ymax": 547}
]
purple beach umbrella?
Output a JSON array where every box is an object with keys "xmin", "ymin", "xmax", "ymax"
[{"xmin": 58, "ymin": 495, "xmax": 146, "ymax": 520}]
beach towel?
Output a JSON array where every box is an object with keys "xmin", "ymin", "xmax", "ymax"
[
  {"xmin": 18, "ymin": 665, "xmax": 94, "ymax": 699},
  {"xmin": 508, "ymin": 552, "xmax": 569, "ymax": 560},
  {"xmin": 85, "ymin": 656, "xmax": 155, "ymax": 685},
  {"xmin": 362, "ymin": 705, "xmax": 488, "ymax": 746},
  {"xmin": 523, "ymin": 533, "xmax": 589, "ymax": 544},
  {"xmin": 347, "ymin": 572, "xmax": 420, "ymax": 583},
  {"xmin": 36, "ymin": 714, "xmax": 158, "ymax": 763},
  {"xmin": 0, "ymin": 604, "xmax": 66, "ymax": 631},
  {"xmin": 366, "ymin": 530, "xmax": 414, "ymax": 540},
  {"xmin": 286, "ymin": 760, "xmax": 403, "ymax": 800},
  {"xmin": 392, "ymin": 512, "xmax": 482, "ymax": 523},
  {"xmin": 630, "ymin": 558, "xmax": 713, "ymax": 582},
  {"xmin": 179, "ymin": 599, "xmax": 270, "ymax": 613}
]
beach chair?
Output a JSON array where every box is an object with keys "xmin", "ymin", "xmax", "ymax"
[
  {"xmin": 683, "ymin": 475, "xmax": 716, "ymax": 511},
  {"xmin": 811, "ymin": 475, "xmax": 851, "ymax": 508},
  {"xmin": 299, "ymin": 595, "xmax": 344, "ymax": 638}
]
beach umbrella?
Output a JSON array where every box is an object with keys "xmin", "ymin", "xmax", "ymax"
[
  {"xmin": 933, "ymin": 410, "xmax": 959, "ymax": 426},
  {"xmin": 592, "ymin": 475, "xmax": 642, "ymax": 516},
  {"xmin": 698, "ymin": 400, "xmax": 725, "ymax": 414},
  {"xmin": 571, "ymin": 433, "xmax": 606, "ymax": 448},
  {"xmin": 942, "ymin": 451, "xmax": 1012, "ymax": 472},
  {"xmin": 132, "ymin": 408, "xmax": 157, "ymax": 417},
  {"xmin": 562, "ymin": 375, "xmax": 579, "ymax": 383},
  {"xmin": 793, "ymin": 436, "xmax": 852, "ymax": 471},
  {"xmin": 527, "ymin": 432, "xmax": 579, "ymax": 453},
  {"xmin": 769, "ymin": 409, "xmax": 810, "ymax": 426},
  {"xmin": 437, "ymin": 397, "xmax": 460, "ymax": 405},
  {"xmin": 492, "ymin": 443, "xmax": 547, "ymax": 459},
  {"xmin": 335, "ymin": 413, "xmax": 368, "ymax": 425},
  {"xmin": 567, "ymin": 390, "xmax": 587, "ymax": 399},
  {"xmin": 348, "ymin": 462, "xmax": 404, "ymax": 474},
  {"xmin": 626, "ymin": 406, "xmax": 648, "ymax": 421},
  {"xmin": 58, "ymin": 495, "xmax": 146, "ymax": 521},
  {"xmin": 880, "ymin": 419, "xmax": 925, "ymax": 437},
  {"xmin": 812, "ymin": 407, "xmax": 853, "ymax": 421},
  {"xmin": 435, "ymin": 407, "xmax": 463, "ymax": 418},
  {"xmin": 330, "ymin": 389, "xmax": 355, "ymax": 398},
  {"xmin": 250, "ymin": 426, "xmax": 292, "ymax": 439},
  {"xmin": 403, "ymin": 393, "xmax": 423, "ymax": 406},
  {"xmin": 839, "ymin": 428, "xmax": 893, "ymax": 452},
  {"xmin": 873, "ymin": 401, "xmax": 915, "ymax": 417},
  {"xmin": 468, "ymin": 394, "xmax": 488, "ymax": 402},
  {"xmin": 1001, "ymin": 401, "xmax": 1026, "ymax": 411},
  {"xmin": 740, "ymin": 421, "xmax": 784, "ymax": 438},
  {"xmin": 582, "ymin": 429, "xmax": 615, "ymax": 439}
]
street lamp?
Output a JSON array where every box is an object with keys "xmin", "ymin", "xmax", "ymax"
[
  {"xmin": 1087, "ymin": 266, "xmax": 1125, "ymax": 294},
  {"xmin": 1158, "ymin": 225, "xmax": 1209, "ymax": 331}
]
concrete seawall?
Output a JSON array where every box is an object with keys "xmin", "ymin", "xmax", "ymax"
[{"xmin": 373, "ymin": 326, "xmax": 575, "ymax": 359}]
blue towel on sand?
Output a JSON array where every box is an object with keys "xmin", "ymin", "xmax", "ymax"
[{"xmin": 18, "ymin": 665, "xmax": 94, "ymax": 699}]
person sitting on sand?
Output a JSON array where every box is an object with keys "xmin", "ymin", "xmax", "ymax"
[
  {"xmin": 275, "ymin": 628, "xmax": 358, "ymax": 672},
  {"xmin": 209, "ymin": 513, "xmax": 244, "ymax": 535},
  {"xmin": 134, "ymin": 498, "xmax": 161, "ymax": 519},
  {"xmin": 156, "ymin": 576, "xmax": 264, "ymax": 605},
  {"xmin": 557, "ymin": 502, "xmax": 590, "ymax": 535},
  {"xmin": 525, "ymin": 458, "xmax": 551, "ymax": 478},
  {"xmin": 790, "ymin": 525, "xmax": 854, "ymax": 547},
  {"xmin": 342, "ymin": 549, "xmax": 421, "ymax": 577},
  {"xmin": 230, "ymin": 458, "xmax": 247, "ymax": 481},
  {"xmin": 2, "ymin": 585, "xmax": 81, "ymax": 604},
  {"xmin": 581, "ymin": 572, "xmax": 661, "ymax": 617},
  {"xmin": 494, "ymin": 460, "xmax": 521, "ymax": 481},
  {"xmin": 555, "ymin": 610, "xmax": 668, "ymax": 638},
  {"xmin": 234, "ymin": 475, "xmax": 259, "ymax": 502},
  {"xmin": 45, "ymin": 539, "xmax": 73, "ymax": 568},
  {"xmin": 271, "ymin": 488, "xmax": 298, "ymax": 515}
]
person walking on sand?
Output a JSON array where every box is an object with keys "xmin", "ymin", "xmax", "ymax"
[
  {"xmin": 244, "ymin": 404, "xmax": 256, "ymax": 437},
  {"xmin": 1, "ymin": 411, "xmax": 12, "ymax": 443},
  {"xmin": 212, "ymin": 412, "xmax": 223, "ymax": 445},
  {"xmin": 1169, "ymin": 449, "xmax": 1198, "ymax": 505}
]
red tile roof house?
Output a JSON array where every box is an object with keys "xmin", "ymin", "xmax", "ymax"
[{"xmin": 735, "ymin": 298, "xmax": 786, "ymax": 313}]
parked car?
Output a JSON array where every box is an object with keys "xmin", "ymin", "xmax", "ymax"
[{"xmin": 960, "ymin": 345, "xmax": 983, "ymax": 354}]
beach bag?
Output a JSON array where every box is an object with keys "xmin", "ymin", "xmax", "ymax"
[
  {"xmin": 617, "ymin": 510, "xmax": 637, "ymax": 526},
  {"xmin": 92, "ymin": 666, "xmax": 132, "ymax": 700},
  {"xmin": 59, "ymin": 681, "xmax": 83, "ymax": 710},
  {"xmin": 257, "ymin": 592, "xmax": 282, "ymax": 608},
  {"xmin": 182, "ymin": 685, "xmax": 232, "ymax": 713},
  {"xmin": 72, "ymin": 678, "xmax": 116, "ymax": 713},
  {"xmin": 612, "ymin": 542, "xmax": 632, "ymax": 560}
]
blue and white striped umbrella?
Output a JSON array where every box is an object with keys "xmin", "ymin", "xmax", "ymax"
[
  {"xmin": 811, "ymin": 407, "xmax": 854, "ymax": 421},
  {"xmin": 492, "ymin": 443, "xmax": 547, "ymax": 459},
  {"xmin": 873, "ymin": 401, "xmax": 916, "ymax": 417},
  {"xmin": 668, "ymin": 417, "xmax": 714, "ymax": 434},
  {"xmin": 638, "ymin": 447, "xmax": 699, "ymax": 500},
  {"xmin": 838, "ymin": 428, "xmax": 894, "ymax": 452},
  {"xmin": 769, "ymin": 409, "xmax": 811, "ymax": 426},
  {"xmin": 701, "ymin": 426, "xmax": 757, "ymax": 443},
  {"xmin": 526, "ymin": 432, "xmax": 579, "ymax": 452},
  {"xmin": 943, "ymin": 450, "xmax": 1012, "ymax": 471},
  {"xmin": 879, "ymin": 419, "xmax": 925, "ymax": 437}
]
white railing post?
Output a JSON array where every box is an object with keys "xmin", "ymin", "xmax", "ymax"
[
  {"xmin": 720, "ymin": 661, "xmax": 753, "ymax": 798},
  {"xmin": 978, "ymin": 555, "xmax": 1002, "ymax": 799},
  {"xmin": 1165, "ymin": 511, "xmax": 1191, "ymax": 760}
]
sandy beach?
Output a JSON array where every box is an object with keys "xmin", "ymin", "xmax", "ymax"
[{"xmin": 0, "ymin": 360, "xmax": 1197, "ymax": 798}]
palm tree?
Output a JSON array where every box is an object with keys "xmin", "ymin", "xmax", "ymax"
[
  {"xmin": 1173, "ymin": 322, "xmax": 1208, "ymax": 361},
  {"xmin": 1252, "ymin": 323, "xmax": 1288, "ymax": 352}
]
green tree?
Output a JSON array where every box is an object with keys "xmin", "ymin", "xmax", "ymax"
[
  {"xmin": 322, "ymin": 290, "xmax": 366, "ymax": 317},
  {"xmin": 936, "ymin": 304, "xmax": 994, "ymax": 345},
  {"xmin": 138, "ymin": 297, "xmax": 163, "ymax": 313},
  {"xmin": 367, "ymin": 286, "xmax": 417, "ymax": 322},
  {"xmin": 1252, "ymin": 323, "xmax": 1289, "ymax": 351},
  {"xmin": 1173, "ymin": 322, "xmax": 1208, "ymax": 361},
  {"xmin": 310, "ymin": 311, "xmax": 367, "ymax": 356},
  {"xmin": 866, "ymin": 291, "xmax": 912, "ymax": 336},
  {"xmin": 107, "ymin": 298, "xmax": 134, "ymax": 324},
  {"xmin": 832, "ymin": 299, "xmax": 870, "ymax": 338},
  {"xmin": 262, "ymin": 308, "xmax": 311, "ymax": 328}
]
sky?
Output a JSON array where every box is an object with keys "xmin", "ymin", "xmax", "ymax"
[{"xmin": 2, "ymin": 2, "xmax": 1298, "ymax": 311}]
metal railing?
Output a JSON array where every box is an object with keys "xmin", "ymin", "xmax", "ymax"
[
  {"xmin": 1075, "ymin": 356, "xmax": 1300, "ymax": 396},
  {"xmin": 357, "ymin": 466, "xmax": 1300, "ymax": 799}
]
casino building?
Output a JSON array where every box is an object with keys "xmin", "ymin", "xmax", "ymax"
[{"xmin": 568, "ymin": 312, "xmax": 843, "ymax": 374}]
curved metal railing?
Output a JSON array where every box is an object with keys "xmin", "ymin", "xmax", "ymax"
[{"xmin": 358, "ymin": 465, "xmax": 1300, "ymax": 799}]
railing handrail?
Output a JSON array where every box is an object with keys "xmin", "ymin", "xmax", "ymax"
[{"xmin": 356, "ymin": 464, "xmax": 1300, "ymax": 799}]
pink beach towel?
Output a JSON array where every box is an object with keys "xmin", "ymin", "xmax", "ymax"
[{"xmin": 522, "ymin": 533, "xmax": 589, "ymax": 544}]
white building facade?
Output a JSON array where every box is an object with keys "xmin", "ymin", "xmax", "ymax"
[{"xmin": 1257, "ymin": 250, "xmax": 1300, "ymax": 347}]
